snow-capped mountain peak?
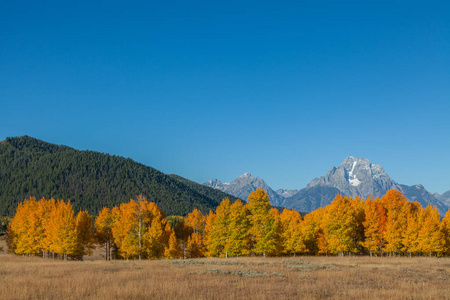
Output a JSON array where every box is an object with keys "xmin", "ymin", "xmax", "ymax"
[{"xmin": 307, "ymin": 157, "xmax": 400, "ymax": 197}]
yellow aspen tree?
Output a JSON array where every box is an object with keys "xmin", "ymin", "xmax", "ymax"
[
  {"xmin": 362, "ymin": 197, "xmax": 378, "ymax": 256},
  {"xmin": 185, "ymin": 209, "xmax": 205, "ymax": 236},
  {"xmin": 440, "ymin": 211, "xmax": 450, "ymax": 256},
  {"xmin": 185, "ymin": 209, "xmax": 206, "ymax": 257},
  {"xmin": 7, "ymin": 197, "xmax": 37, "ymax": 255},
  {"xmin": 95, "ymin": 207, "xmax": 114, "ymax": 261},
  {"xmin": 351, "ymin": 196, "xmax": 366, "ymax": 253},
  {"xmin": 252, "ymin": 208, "xmax": 282, "ymax": 257},
  {"xmin": 164, "ymin": 231, "xmax": 182, "ymax": 259},
  {"xmin": 50, "ymin": 200, "xmax": 77, "ymax": 260},
  {"xmin": 418, "ymin": 205, "xmax": 444, "ymax": 256},
  {"xmin": 317, "ymin": 228, "xmax": 329, "ymax": 256},
  {"xmin": 109, "ymin": 206, "xmax": 121, "ymax": 258},
  {"xmin": 74, "ymin": 210, "xmax": 95, "ymax": 260},
  {"xmin": 206, "ymin": 198, "xmax": 231, "ymax": 257},
  {"xmin": 22, "ymin": 197, "xmax": 40, "ymax": 255},
  {"xmin": 363, "ymin": 197, "xmax": 387, "ymax": 256},
  {"xmin": 163, "ymin": 222, "xmax": 173, "ymax": 250},
  {"xmin": 186, "ymin": 232, "xmax": 204, "ymax": 258},
  {"xmin": 144, "ymin": 200, "xmax": 170, "ymax": 259},
  {"xmin": 280, "ymin": 209, "xmax": 305, "ymax": 256},
  {"xmin": 382, "ymin": 190, "xmax": 408, "ymax": 256},
  {"xmin": 7, "ymin": 197, "xmax": 54, "ymax": 257},
  {"xmin": 203, "ymin": 211, "xmax": 216, "ymax": 257},
  {"xmin": 43, "ymin": 199, "xmax": 60, "ymax": 258},
  {"xmin": 111, "ymin": 200, "xmax": 140, "ymax": 259},
  {"xmin": 323, "ymin": 195, "xmax": 358, "ymax": 256},
  {"xmin": 145, "ymin": 216, "xmax": 166, "ymax": 259},
  {"xmin": 37, "ymin": 198, "xmax": 55, "ymax": 257},
  {"xmin": 226, "ymin": 200, "xmax": 251, "ymax": 256},
  {"xmin": 112, "ymin": 196, "xmax": 149, "ymax": 259},
  {"xmin": 255, "ymin": 208, "xmax": 282, "ymax": 257},
  {"xmin": 401, "ymin": 202, "xmax": 422, "ymax": 257},
  {"xmin": 111, "ymin": 196, "xmax": 169, "ymax": 259},
  {"xmin": 302, "ymin": 208, "xmax": 325, "ymax": 255},
  {"xmin": 247, "ymin": 188, "xmax": 272, "ymax": 257}
]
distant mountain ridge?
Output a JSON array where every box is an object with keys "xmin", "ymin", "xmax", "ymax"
[
  {"xmin": 204, "ymin": 173, "xmax": 284, "ymax": 206},
  {"xmin": 275, "ymin": 189, "xmax": 299, "ymax": 198},
  {"xmin": 434, "ymin": 190, "xmax": 450, "ymax": 210},
  {"xmin": 204, "ymin": 157, "xmax": 448, "ymax": 216},
  {"xmin": 0, "ymin": 136, "xmax": 238, "ymax": 217}
]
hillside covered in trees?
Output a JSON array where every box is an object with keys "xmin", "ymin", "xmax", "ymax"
[{"xmin": 0, "ymin": 136, "xmax": 238, "ymax": 217}]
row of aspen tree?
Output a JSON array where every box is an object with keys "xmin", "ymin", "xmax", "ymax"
[{"xmin": 6, "ymin": 188, "xmax": 450, "ymax": 260}]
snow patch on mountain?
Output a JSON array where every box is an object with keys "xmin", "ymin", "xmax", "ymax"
[{"xmin": 348, "ymin": 161, "xmax": 361, "ymax": 187}]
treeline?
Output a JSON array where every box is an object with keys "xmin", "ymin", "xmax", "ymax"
[
  {"xmin": 169, "ymin": 188, "xmax": 450, "ymax": 258},
  {"xmin": 6, "ymin": 188, "xmax": 450, "ymax": 259},
  {"xmin": 6, "ymin": 198, "xmax": 94, "ymax": 259},
  {"xmin": 0, "ymin": 136, "xmax": 237, "ymax": 217}
]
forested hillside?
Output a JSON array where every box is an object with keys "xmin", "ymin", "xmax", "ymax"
[{"xmin": 0, "ymin": 136, "xmax": 238, "ymax": 217}]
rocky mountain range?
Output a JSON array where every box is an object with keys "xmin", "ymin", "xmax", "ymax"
[
  {"xmin": 204, "ymin": 157, "xmax": 449, "ymax": 216},
  {"xmin": 204, "ymin": 173, "xmax": 285, "ymax": 206}
]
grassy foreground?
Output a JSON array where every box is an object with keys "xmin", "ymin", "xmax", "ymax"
[{"xmin": 1, "ymin": 241, "xmax": 450, "ymax": 300}]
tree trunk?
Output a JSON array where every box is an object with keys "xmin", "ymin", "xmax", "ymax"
[{"xmin": 139, "ymin": 214, "xmax": 142, "ymax": 261}]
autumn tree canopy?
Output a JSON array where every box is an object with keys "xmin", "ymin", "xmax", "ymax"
[{"xmin": 7, "ymin": 189, "xmax": 450, "ymax": 260}]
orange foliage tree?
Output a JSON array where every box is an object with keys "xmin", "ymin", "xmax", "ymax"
[{"xmin": 7, "ymin": 188, "xmax": 450, "ymax": 260}]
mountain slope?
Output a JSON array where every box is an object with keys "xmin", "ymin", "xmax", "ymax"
[
  {"xmin": 0, "ymin": 136, "xmax": 237, "ymax": 217},
  {"xmin": 283, "ymin": 157, "xmax": 448, "ymax": 215},
  {"xmin": 438, "ymin": 191, "xmax": 450, "ymax": 208},
  {"xmin": 399, "ymin": 184, "xmax": 448, "ymax": 215},
  {"xmin": 282, "ymin": 186, "xmax": 341, "ymax": 212},
  {"xmin": 204, "ymin": 173, "xmax": 284, "ymax": 206}
]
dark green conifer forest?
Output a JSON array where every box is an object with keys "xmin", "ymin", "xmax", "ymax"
[{"xmin": 0, "ymin": 136, "xmax": 238, "ymax": 217}]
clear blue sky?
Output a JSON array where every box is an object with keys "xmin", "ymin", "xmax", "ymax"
[{"xmin": 1, "ymin": 1, "xmax": 449, "ymax": 193}]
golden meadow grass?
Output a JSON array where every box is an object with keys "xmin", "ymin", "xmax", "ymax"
[{"xmin": 1, "ymin": 239, "xmax": 450, "ymax": 300}]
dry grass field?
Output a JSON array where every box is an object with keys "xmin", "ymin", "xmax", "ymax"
[{"xmin": 1, "ymin": 239, "xmax": 450, "ymax": 300}]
